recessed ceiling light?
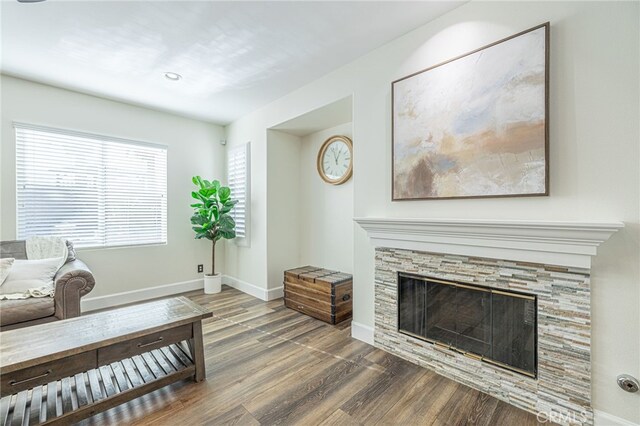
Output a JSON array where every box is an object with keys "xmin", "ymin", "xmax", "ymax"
[
  {"xmin": 164, "ymin": 72, "xmax": 182, "ymax": 81},
  {"xmin": 17, "ymin": 0, "xmax": 47, "ymax": 2}
]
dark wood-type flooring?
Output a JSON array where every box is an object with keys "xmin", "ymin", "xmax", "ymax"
[{"xmin": 79, "ymin": 286, "xmax": 541, "ymax": 425}]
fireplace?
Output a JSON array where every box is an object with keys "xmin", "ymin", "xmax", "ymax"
[
  {"xmin": 398, "ymin": 273, "xmax": 537, "ymax": 377},
  {"xmin": 356, "ymin": 217, "xmax": 622, "ymax": 425}
]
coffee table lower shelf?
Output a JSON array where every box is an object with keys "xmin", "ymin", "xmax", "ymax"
[{"xmin": 0, "ymin": 342, "xmax": 195, "ymax": 425}]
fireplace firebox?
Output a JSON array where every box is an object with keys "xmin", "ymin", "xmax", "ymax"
[{"xmin": 397, "ymin": 273, "xmax": 537, "ymax": 377}]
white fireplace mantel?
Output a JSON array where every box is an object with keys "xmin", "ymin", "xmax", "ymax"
[{"xmin": 354, "ymin": 217, "xmax": 624, "ymax": 269}]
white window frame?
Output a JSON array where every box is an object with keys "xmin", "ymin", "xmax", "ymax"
[
  {"xmin": 14, "ymin": 121, "xmax": 168, "ymax": 250},
  {"xmin": 227, "ymin": 142, "xmax": 250, "ymax": 247}
]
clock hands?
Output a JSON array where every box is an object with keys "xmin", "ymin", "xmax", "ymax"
[
  {"xmin": 331, "ymin": 146, "xmax": 339, "ymax": 165},
  {"xmin": 328, "ymin": 144, "xmax": 349, "ymax": 174}
]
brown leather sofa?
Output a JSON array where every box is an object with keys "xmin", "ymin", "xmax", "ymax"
[{"xmin": 0, "ymin": 240, "xmax": 95, "ymax": 330}]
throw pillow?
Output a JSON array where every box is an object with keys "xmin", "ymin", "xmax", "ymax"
[
  {"xmin": 66, "ymin": 240, "xmax": 77, "ymax": 263},
  {"xmin": 0, "ymin": 258, "xmax": 60, "ymax": 296},
  {"xmin": 0, "ymin": 258, "xmax": 15, "ymax": 286}
]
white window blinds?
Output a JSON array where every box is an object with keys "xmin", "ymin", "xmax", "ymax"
[
  {"xmin": 227, "ymin": 142, "xmax": 250, "ymax": 241},
  {"xmin": 15, "ymin": 122, "xmax": 167, "ymax": 249}
]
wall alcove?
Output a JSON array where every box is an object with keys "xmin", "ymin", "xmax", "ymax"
[{"xmin": 265, "ymin": 96, "xmax": 354, "ymax": 288}]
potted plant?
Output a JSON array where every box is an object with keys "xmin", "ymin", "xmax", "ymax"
[{"xmin": 190, "ymin": 176, "xmax": 237, "ymax": 294}]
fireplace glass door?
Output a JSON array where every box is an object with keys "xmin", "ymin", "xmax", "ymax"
[{"xmin": 398, "ymin": 273, "xmax": 537, "ymax": 377}]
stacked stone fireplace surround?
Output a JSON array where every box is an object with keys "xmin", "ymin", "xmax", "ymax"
[{"xmin": 374, "ymin": 248, "xmax": 593, "ymax": 424}]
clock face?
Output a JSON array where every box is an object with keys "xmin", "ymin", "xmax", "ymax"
[{"xmin": 317, "ymin": 136, "xmax": 353, "ymax": 185}]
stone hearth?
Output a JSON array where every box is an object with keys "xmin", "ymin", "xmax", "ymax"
[{"xmin": 356, "ymin": 218, "xmax": 623, "ymax": 426}]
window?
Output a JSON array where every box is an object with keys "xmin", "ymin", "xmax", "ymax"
[
  {"xmin": 15, "ymin": 122, "xmax": 167, "ymax": 249},
  {"xmin": 227, "ymin": 142, "xmax": 250, "ymax": 244}
]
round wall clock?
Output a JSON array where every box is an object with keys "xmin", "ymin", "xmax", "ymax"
[{"xmin": 317, "ymin": 135, "xmax": 353, "ymax": 185}]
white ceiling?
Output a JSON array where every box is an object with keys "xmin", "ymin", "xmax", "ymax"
[{"xmin": 1, "ymin": 1, "xmax": 463, "ymax": 125}]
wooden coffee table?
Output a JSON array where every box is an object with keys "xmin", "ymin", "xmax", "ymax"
[{"xmin": 0, "ymin": 296, "xmax": 212, "ymax": 425}]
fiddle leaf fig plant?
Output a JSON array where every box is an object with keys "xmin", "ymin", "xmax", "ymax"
[{"xmin": 190, "ymin": 176, "xmax": 238, "ymax": 276}]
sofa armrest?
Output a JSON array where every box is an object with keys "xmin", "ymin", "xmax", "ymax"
[{"xmin": 53, "ymin": 259, "xmax": 96, "ymax": 320}]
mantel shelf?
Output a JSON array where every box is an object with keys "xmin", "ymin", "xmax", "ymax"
[{"xmin": 354, "ymin": 217, "xmax": 624, "ymax": 269}]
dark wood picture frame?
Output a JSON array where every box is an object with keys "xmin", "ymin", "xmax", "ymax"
[{"xmin": 391, "ymin": 22, "xmax": 550, "ymax": 201}]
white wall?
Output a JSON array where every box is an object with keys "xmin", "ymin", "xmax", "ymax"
[
  {"xmin": 299, "ymin": 123, "xmax": 353, "ymax": 273},
  {"xmin": 224, "ymin": 118, "xmax": 269, "ymax": 291},
  {"xmin": 266, "ymin": 130, "xmax": 302, "ymax": 291},
  {"xmin": 0, "ymin": 75, "xmax": 225, "ymax": 301},
  {"xmin": 223, "ymin": 2, "xmax": 640, "ymax": 423}
]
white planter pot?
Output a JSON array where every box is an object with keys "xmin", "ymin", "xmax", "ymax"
[{"xmin": 204, "ymin": 274, "xmax": 222, "ymax": 294}]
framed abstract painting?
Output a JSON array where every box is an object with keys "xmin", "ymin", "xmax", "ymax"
[{"xmin": 392, "ymin": 23, "xmax": 549, "ymax": 200}]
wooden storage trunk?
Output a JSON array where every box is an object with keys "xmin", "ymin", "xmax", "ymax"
[{"xmin": 283, "ymin": 266, "xmax": 352, "ymax": 325}]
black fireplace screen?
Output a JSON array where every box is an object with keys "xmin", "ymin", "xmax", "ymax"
[{"xmin": 397, "ymin": 273, "xmax": 537, "ymax": 377}]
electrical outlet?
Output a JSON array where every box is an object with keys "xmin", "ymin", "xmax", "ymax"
[{"xmin": 197, "ymin": 264, "xmax": 203, "ymax": 273}]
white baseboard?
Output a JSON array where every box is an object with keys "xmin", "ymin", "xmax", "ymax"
[
  {"xmin": 222, "ymin": 275, "xmax": 283, "ymax": 301},
  {"xmin": 82, "ymin": 275, "xmax": 281, "ymax": 312},
  {"xmin": 266, "ymin": 285, "xmax": 284, "ymax": 300},
  {"xmin": 351, "ymin": 321, "xmax": 374, "ymax": 345},
  {"xmin": 81, "ymin": 279, "xmax": 203, "ymax": 312},
  {"xmin": 594, "ymin": 410, "xmax": 639, "ymax": 426}
]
